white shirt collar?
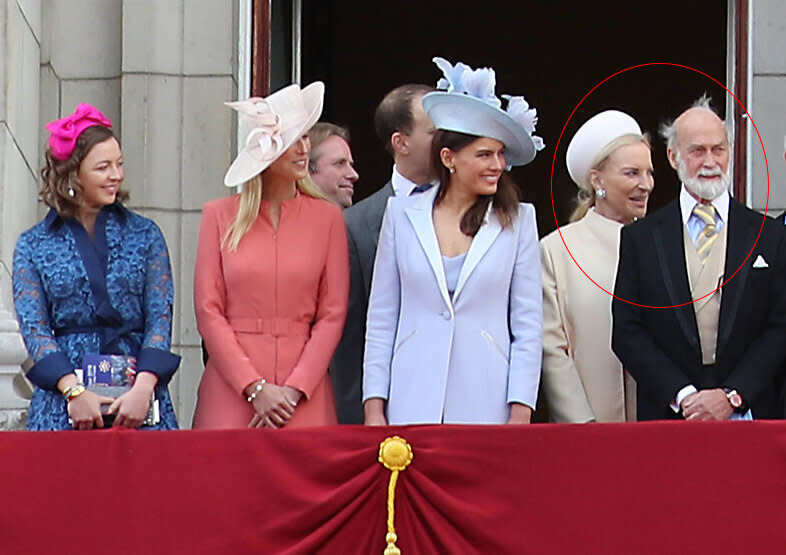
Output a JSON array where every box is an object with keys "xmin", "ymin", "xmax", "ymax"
[
  {"xmin": 392, "ymin": 165, "xmax": 429, "ymax": 197},
  {"xmin": 679, "ymin": 185, "xmax": 730, "ymax": 226}
]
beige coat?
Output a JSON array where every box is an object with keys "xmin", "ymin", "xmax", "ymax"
[{"xmin": 540, "ymin": 209, "xmax": 636, "ymax": 422}]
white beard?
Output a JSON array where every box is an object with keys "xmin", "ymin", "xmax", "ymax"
[{"xmin": 677, "ymin": 155, "xmax": 730, "ymax": 200}]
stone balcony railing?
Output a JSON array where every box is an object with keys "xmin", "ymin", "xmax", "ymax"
[{"xmin": 0, "ymin": 262, "xmax": 30, "ymax": 430}]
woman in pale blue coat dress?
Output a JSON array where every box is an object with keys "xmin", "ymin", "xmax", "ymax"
[{"xmin": 363, "ymin": 58, "xmax": 546, "ymax": 425}]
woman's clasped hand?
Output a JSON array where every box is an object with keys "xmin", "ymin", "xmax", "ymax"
[{"xmin": 247, "ymin": 381, "xmax": 302, "ymax": 428}]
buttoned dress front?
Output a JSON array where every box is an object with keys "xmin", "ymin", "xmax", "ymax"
[
  {"xmin": 193, "ymin": 193, "xmax": 349, "ymax": 429},
  {"xmin": 363, "ymin": 186, "xmax": 543, "ymax": 424},
  {"xmin": 540, "ymin": 209, "xmax": 636, "ymax": 422}
]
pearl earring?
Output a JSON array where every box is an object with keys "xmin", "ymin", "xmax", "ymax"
[
  {"xmin": 596, "ymin": 187, "xmax": 607, "ymax": 200},
  {"xmin": 449, "ymin": 167, "xmax": 455, "ymax": 174},
  {"xmin": 67, "ymin": 186, "xmax": 76, "ymax": 198}
]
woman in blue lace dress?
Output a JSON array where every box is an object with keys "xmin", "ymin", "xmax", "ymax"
[{"xmin": 13, "ymin": 103, "xmax": 180, "ymax": 430}]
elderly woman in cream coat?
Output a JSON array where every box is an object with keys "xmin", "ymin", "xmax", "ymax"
[
  {"xmin": 363, "ymin": 58, "xmax": 545, "ymax": 425},
  {"xmin": 540, "ymin": 110, "xmax": 654, "ymax": 422}
]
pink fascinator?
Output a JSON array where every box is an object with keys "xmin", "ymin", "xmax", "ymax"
[{"xmin": 45, "ymin": 103, "xmax": 113, "ymax": 160}]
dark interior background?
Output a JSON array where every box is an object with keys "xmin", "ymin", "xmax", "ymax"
[{"xmin": 300, "ymin": 1, "xmax": 729, "ymax": 236}]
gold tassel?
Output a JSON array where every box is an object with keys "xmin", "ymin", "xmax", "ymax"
[{"xmin": 378, "ymin": 436, "xmax": 413, "ymax": 555}]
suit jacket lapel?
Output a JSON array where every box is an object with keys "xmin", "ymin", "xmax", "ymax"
[
  {"xmin": 717, "ymin": 199, "xmax": 756, "ymax": 352},
  {"xmin": 453, "ymin": 205, "xmax": 502, "ymax": 302},
  {"xmin": 404, "ymin": 188, "xmax": 452, "ymax": 310},
  {"xmin": 652, "ymin": 200, "xmax": 699, "ymax": 350}
]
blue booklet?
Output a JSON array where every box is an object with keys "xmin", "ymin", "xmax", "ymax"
[
  {"xmin": 82, "ymin": 354, "xmax": 137, "ymax": 387},
  {"xmin": 76, "ymin": 355, "xmax": 159, "ymax": 426}
]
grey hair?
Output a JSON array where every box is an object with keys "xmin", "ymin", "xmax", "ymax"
[{"xmin": 659, "ymin": 94, "xmax": 733, "ymax": 151}]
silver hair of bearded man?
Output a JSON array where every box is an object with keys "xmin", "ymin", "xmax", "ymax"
[{"xmin": 659, "ymin": 94, "xmax": 733, "ymax": 151}]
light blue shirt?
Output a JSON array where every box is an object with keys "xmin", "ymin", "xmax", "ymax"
[{"xmin": 442, "ymin": 253, "xmax": 467, "ymax": 297}]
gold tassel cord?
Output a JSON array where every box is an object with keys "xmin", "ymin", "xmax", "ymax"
[{"xmin": 378, "ymin": 436, "xmax": 413, "ymax": 555}]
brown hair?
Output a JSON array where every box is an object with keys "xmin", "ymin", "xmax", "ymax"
[
  {"xmin": 374, "ymin": 84, "xmax": 435, "ymax": 155},
  {"xmin": 40, "ymin": 125, "xmax": 128, "ymax": 218},
  {"xmin": 432, "ymin": 130, "xmax": 520, "ymax": 237}
]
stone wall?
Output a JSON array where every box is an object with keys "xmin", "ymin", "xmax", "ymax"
[
  {"xmin": 0, "ymin": 0, "xmax": 43, "ymax": 429},
  {"xmin": 750, "ymin": 0, "xmax": 786, "ymax": 213},
  {"xmin": 118, "ymin": 0, "xmax": 238, "ymax": 427}
]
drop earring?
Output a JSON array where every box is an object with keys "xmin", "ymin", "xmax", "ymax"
[{"xmin": 67, "ymin": 186, "xmax": 76, "ymax": 198}]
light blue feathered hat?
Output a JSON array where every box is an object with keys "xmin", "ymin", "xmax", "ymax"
[{"xmin": 422, "ymin": 57, "xmax": 545, "ymax": 167}]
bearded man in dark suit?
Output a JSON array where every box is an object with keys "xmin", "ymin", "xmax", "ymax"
[{"xmin": 612, "ymin": 97, "xmax": 786, "ymax": 421}]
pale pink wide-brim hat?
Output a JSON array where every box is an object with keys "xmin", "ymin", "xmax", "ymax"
[{"xmin": 223, "ymin": 81, "xmax": 324, "ymax": 187}]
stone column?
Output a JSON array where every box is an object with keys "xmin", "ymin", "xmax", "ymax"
[
  {"xmin": 0, "ymin": 0, "xmax": 44, "ymax": 428},
  {"xmin": 121, "ymin": 0, "xmax": 238, "ymax": 426},
  {"xmin": 750, "ymin": 1, "xmax": 786, "ymax": 213},
  {"xmin": 0, "ymin": 264, "xmax": 29, "ymax": 430}
]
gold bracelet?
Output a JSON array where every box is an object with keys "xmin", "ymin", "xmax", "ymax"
[
  {"xmin": 63, "ymin": 384, "xmax": 86, "ymax": 402},
  {"xmin": 246, "ymin": 379, "xmax": 266, "ymax": 403}
]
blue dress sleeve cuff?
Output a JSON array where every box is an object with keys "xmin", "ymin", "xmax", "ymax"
[
  {"xmin": 27, "ymin": 351, "xmax": 73, "ymax": 390},
  {"xmin": 136, "ymin": 347, "xmax": 180, "ymax": 385}
]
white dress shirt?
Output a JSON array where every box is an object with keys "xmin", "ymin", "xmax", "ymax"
[{"xmin": 391, "ymin": 166, "xmax": 435, "ymax": 197}]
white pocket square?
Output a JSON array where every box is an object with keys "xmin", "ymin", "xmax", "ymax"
[{"xmin": 752, "ymin": 254, "xmax": 769, "ymax": 268}]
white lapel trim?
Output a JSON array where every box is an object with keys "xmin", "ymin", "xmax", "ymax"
[{"xmin": 404, "ymin": 187, "xmax": 453, "ymax": 310}]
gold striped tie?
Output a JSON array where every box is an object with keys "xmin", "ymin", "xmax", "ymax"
[{"xmin": 693, "ymin": 203, "xmax": 717, "ymax": 263}]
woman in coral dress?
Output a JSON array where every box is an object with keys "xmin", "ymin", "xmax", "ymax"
[{"xmin": 192, "ymin": 82, "xmax": 349, "ymax": 429}]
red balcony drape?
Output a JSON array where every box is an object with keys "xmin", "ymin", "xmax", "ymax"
[{"xmin": 2, "ymin": 422, "xmax": 785, "ymax": 554}]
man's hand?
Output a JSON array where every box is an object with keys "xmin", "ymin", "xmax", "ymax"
[{"xmin": 681, "ymin": 388, "xmax": 734, "ymax": 421}]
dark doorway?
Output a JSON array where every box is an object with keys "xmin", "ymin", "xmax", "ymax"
[{"xmin": 301, "ymin": 1, "xmax": 730, "ymax": 235}]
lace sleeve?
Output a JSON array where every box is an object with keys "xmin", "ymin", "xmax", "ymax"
[
  {"xmin": 142, "ymin": 223, "xmax": 175, "ymax": 351},
  {"xmin": 13, "ymin": 232, "xmax": 74, "ymax": 390},
  {"xmin": 135, "ymin": 222, "xmax": 180, "ymax": 384},
  {"xmin": 12, "ymin": 234, "xmax": 60, "ymax": 362}
]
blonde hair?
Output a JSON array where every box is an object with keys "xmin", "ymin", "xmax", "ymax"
[
  {"xmin": 222, "ymin": 174, "xmax": 328, "ymax": 251},
  {"xmin": 569, "ymin": 133, "xmax": 650, "ymax": 222}
]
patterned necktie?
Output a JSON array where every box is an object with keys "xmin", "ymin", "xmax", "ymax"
[
  {"xmin": 693, "ymin": 203, "xmax": 718, "ymax": 263},
  {"xmin": 410, "ymin": 184, "xmax": 433, "ymax": 195}
]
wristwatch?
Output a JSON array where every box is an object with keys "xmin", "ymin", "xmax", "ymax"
[{"xmin": 723, "ymin": 388, "xmax": 745, "ymax": 413}]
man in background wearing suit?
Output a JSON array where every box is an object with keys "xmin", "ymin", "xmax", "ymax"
[
  {"xmin": 307, "ymin": 122, "xmax": 359, "ymax": 209},
  {"xmin": 330, "ymin": 84, "xmax": 436, "ymax": 423},
  {"xmin": 612, "ymin": 97, "xmax": 786, "ymax": 421}
]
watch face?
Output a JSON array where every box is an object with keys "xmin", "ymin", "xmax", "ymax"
[{"xmin": 729, "ymin": 392, "xmax": 743, "ymax": 409}]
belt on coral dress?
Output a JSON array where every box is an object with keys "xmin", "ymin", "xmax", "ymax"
[{"xmin": 228, "ymin": 317, "xmax": 311, "ymax": 337}]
